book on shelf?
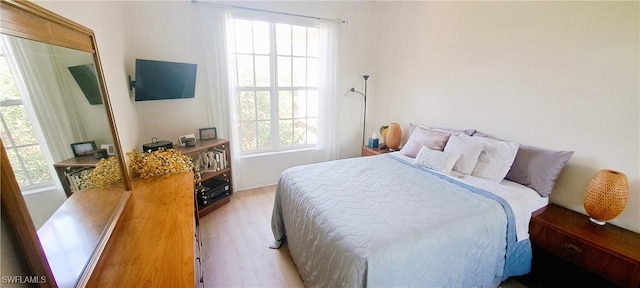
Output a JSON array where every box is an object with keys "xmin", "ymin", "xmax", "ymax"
[
  {"xmin": 196, "ymin": 148, "xmax": 227, "ymax": 173},
  {"xmin": 211, "ymin": 148, "xmax": 227, "ymax": 169}
]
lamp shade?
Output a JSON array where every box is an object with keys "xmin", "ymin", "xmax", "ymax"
[
  {"xmin": 385, "ymin": 123, "xmax": 402, "ymax": 150},
  {"xmin": 583, "ymin": 169, "xmax": 629, "ymax": 225}
]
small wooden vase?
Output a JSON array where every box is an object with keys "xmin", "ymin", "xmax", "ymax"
[
  {"xmin": 583, "ymin": 169, "xmax": 629, "ymax": 225},
  {"xmin": 385, "ymin": 123, "xmax": 402, "ymax": 150}
]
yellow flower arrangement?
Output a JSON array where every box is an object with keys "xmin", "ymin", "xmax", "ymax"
[
  {"xmin": 81, "ymin": 156, "xmax": 122, "ymax": 189},
  {"xmin": 127, "ymin": 148, "xmax": 194, "ymax": 179}
]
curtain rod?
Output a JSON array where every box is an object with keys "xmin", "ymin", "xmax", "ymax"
[{"xmin": 191, "ymin": 1, "xmax": 347, "ymax": 24}]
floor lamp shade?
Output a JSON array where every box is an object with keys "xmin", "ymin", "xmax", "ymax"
[
  {"xmin": 385, "ymin": 123, "xmax": 402, "ymax": 150},
  {"xmin": 583, "ymin": 169, "xmax": 629, "ymax": 225}
]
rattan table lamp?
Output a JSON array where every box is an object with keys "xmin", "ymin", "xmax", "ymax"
[
  {"xmin": 385, "ymin": 123, "xmax": 402, "ymax": 151},
  {"xmin": 583, "ymin": 169, "xmax": 629, "ymax": 225}
]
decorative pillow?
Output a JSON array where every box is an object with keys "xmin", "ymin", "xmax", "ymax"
[
  {"xmin": 407, "ymin": 123, "xmax": 424, "ymax": 137},
  {"xmin": 505, "ymin": 145, "xmax": 574, "ymax": 197},
  {"xmin": 414, "ymin": 146, "xmax": 461, "ymax": 174},
  {"xmin": 400, "ymin": 127, "xmax": 451, "ymax": 158},
  {"xmin": 443, "ymin": 135, "xmax": 484, "ymax": 175},
  {"xmin": 461, "ymin": 134, "xmax": 519, "ymax": 183}
]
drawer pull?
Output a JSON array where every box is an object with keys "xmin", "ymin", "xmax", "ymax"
[{"xmin": 564, "ymin": 243, "xmax": 583, "ymax": 255}]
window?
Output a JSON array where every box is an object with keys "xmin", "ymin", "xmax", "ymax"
[
  {"xmin": 0, "ymin": 44, "xmax": 53, "ymax": 190},
  {"xmin": 229, "ymin": 17, "xmax": 320, "ymax": 154}
]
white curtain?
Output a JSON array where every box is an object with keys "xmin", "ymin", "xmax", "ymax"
[
  {"xmin": 315, "ymin": 20, "xmax": 339, "ymax": 162},
  {"xmin": 199, "ymin": 5, "xmax": 340, "ymax": 189},
  {"xmin": 1, "ymin": 36, "xmax": 86, "ymax": 198},
  {"xmin": 1, "ymin": 35, "xmax": 86, "ymax": 162},
  {"xmin": 199, "ymin": 3, "xmax": 243, "ymax": 190}
]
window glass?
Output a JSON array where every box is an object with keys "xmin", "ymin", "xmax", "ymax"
[
  {"xmin": 230, "ymin": 18, "xmax": 319, "ymax": 154},
  {"xmin": 0, "ymin": 49, "xmax": 53, "ymax": 189},
  {"xmin": 252, "ymin": 21, "xmax": 270, "ymax": 54},
  {"xmin": 275, "ymin": 24, "xmax": 291, "ymax": 56},
  {"xmin": 277, "ymin": 56, "xmax": 291, "ymax": 88},
  {"xmin": 292, "ymin": 57, "xmax": 306, "ymax": 87}
]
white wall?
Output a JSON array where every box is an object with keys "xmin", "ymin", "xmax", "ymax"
[
  {"xmin": 39, "ymin": 1, "xmax": 373, "ymax": 191},
  {"xmin": 37, "ymin": 0, "xmax": 141, "ymax": 158},
  {"xmin": 124, "ymin": 2, "xmax": 209, "ymax": 146},
  {"xmin": 123, "ymin": 1, "xmax": 375, "ymax": 190},
  {"xmin": 52, "ymin": 47, "xmax": 112, "ymax": 147},
  {"xmin": 35, "ymin": 1, "xmax": 639, "ymax": 233},
  {"xmin": 370, "ymin": 1, "xmax": 640, "ymax": 233},
  {"xmin": 23, "ymin": 189, "xmax": 66, "ymax": 230}
]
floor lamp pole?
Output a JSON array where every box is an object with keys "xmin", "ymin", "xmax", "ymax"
[
  {"xmin": 351, "ymin": 75, "xmax": 370, "ymax": 146},
  {"xmin": 362, "ymin": 75, "xmax": 369, "ymax": 146}
]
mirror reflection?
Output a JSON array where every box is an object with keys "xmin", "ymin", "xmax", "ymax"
[
  {"xmin": 0, "ymin": 34, "xmax": 114, "ymax": 226},
  {"xmin": 0, "ymin": 34, "xmax": 118, "ymax": 287}
]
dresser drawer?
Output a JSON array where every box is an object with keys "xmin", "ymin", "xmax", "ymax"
[{"xmin": 530, "ymin": 221, "xmax": 639, "ymax": 287}]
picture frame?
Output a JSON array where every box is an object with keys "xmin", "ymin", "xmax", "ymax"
[
  {"xmin": 101, "ymin": 144, "xmax": 116, "ymax": 156},
  {"xmin": 199, "ymin": 127, "xmax": 217, "ymax": 141},
  {"xmin": 70, "ymin": 141, "xmax": 97, "ymax": 157},
  {"xmin": 178, "ymin": 134, "xmax": 196, "ymax": 146}
]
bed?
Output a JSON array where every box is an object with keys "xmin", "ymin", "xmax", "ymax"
[{"xmin": 271, "ymin": 127, "xmax": 573, "ymax": 287}]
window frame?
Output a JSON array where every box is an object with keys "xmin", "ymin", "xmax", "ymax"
[
  {"xmin": 0, "ymin": 48, "xmax": 55, "ymax": 192},
  {"xmin": 229, "ymin": 14, "xmax": 320, "ymax": 156}
]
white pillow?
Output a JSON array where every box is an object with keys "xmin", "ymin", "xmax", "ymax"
[
  {"xmin": 443, "ymin": 135, "xmax": 484, "ymax": 175},
  {"xmin": 414, "ymin": 146, "xmax": 461, "ymax": 174},
  {"xmin": 459, "ymin": 134, "xmax": 519, "ymax": 183}
]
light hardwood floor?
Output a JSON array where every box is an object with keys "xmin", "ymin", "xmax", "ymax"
[
  {"xmin": 199, "ymin": 185, "xmax": 303, "ymax": 287},
  {"xmin": 199, "ymin": 186, "xmax": 527, "ymax": 288}
]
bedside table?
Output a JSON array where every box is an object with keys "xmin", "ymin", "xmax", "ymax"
[
  {"xmin": 361, "ymin": 146, "xmax": 394, "ymax": 157},
  {"xmin": 529, "ymin": 204, "xmax": 640, "ymax": 287}
]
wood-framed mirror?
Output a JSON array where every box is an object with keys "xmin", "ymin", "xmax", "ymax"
[{"xmin": 0, "ymin": 0, "xmax": 132, "ymax": 287}]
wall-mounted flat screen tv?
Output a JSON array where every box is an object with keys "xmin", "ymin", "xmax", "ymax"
[
  {"xmin": 68, "ymin": 63, "xmax": 103, "ymax": 105},
  {"xmin": 133, "ymin": 59, "xmax": 197, "ymax": 101}
]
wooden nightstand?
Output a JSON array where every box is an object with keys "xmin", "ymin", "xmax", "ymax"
[
  {"xmin": 361, "ymin": 146, "xmax": 394, "ymax": 156},
  {"xmin": 529, "ymin": 204, "xmax": 640, "ymax": 287}
]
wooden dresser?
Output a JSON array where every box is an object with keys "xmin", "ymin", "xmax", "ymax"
[
  {"xmin": 85, "ymin": 172, "xmax": 197, "ymax": 287},
  {"xmin": 529, "ymin": 204, "xmax": 640, "ymax": 287}
]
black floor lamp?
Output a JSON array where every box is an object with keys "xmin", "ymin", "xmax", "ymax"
[{"xmin": 350, "ymin": 75, "xmax": 369, "ymax": 145}]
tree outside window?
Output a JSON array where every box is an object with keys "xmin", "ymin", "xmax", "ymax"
[{"xmin": 230, "ymin": 18, "xmax": 319, "ymax": 154}]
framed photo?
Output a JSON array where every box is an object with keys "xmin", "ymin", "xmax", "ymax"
[
  {"xmin": 101, "ymin": 144, "xmax": 116, "ymax": 156},
  {"xmin": 178, "ymin": 134, "xmax": 196, "ymax": 146},
  {"xmin": 70, "ymin": 141, "xmax": 97, "ymax": 157},
  {"xmin": 199, "ymin": 127, "xmax": 217, "ymax": 141}
]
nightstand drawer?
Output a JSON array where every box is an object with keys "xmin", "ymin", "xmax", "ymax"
[
  {"xmin": 361, "ymin": 146, "xmax": 392, "ymax": 157},
  {"xmin": 531, "ymin": 221, "xmax": 639, "ymax": 287}
]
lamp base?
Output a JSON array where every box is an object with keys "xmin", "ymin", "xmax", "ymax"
[{"xmin": 589, "ymin": 217, "xmax": 606, "ymax": 225}]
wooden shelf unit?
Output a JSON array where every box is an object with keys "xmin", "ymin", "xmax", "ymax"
[
  {"xmin": 175, "ymin": 139, "xmax": 233, "ymax": 217},
  {"xmin": 53, "ymin": 156, "xmax": 101, "ymax": 197}
]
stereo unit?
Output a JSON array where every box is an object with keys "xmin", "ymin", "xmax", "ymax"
[{"xmin": 197, "ymin": 178, "xmax": 230, "ymax": 207}]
